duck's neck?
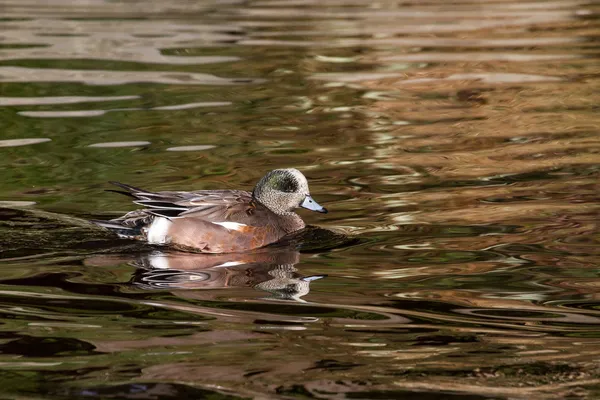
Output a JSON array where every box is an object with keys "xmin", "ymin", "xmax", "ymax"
[
  {"xmin": 278, "ymin": 211, "xmax": 305, "ymax": 233},
  {"xmin": 254, "ymin": 198, "xmax": 306, "ymax": 233}
]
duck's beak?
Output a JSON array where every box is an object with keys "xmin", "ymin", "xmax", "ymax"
[{"xmin": 300, "ymin": 195, "xmax": 328, "ymax": 213}]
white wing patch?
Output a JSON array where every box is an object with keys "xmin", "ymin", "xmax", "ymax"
[
  {"xmin": 147, "ymin": 217, "xmax": 172, "ymax": 244},
  {"xmin": 212, "ymin": 221, "xmax": 248, "ymax": 231}
]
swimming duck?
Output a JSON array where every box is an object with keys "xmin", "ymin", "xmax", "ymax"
[{"xmin": 92, "ymin": 168, "xmax": 327, "ymax": 253}]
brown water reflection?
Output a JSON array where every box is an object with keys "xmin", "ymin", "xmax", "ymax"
[{"xmin": 0, "ymin": 0, "xmax": 599, "ymax": 398}]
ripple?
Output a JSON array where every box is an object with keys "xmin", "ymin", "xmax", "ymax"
[
  {"xmin": 311, "ymin": 72, "xmax": 563, "ymax": 84},
  {"xmin": 241, "ymin": 36, "xmax": 581, "ymax": 48},
  {"xmin": 19, "ymin": 102, "xmax": 232, "ymax": 118},
  {"xmin": 378, "ymin": 53, "xmax": 579, "ymax": 63},
  {"xmin": 0, "ymin": 201, "xmax": 36, "ymax": 207},
  {"xmin": 0, "ymin": 138, "xmax": 51, "ymax": 147},
  {"xmin": 151, "ymin": 101, "xmax": 231, "ymax": 110},
  {"xmin": 166, "ymin": 145, "xmax": 216, "ymax": 152},
  {"xmin": 0, "ymin": 95, "xmax": 139, "ymax": 106},
  {"xmin": 242, "ymin": 7, "xmax": 582, "ymax": 20},
  {"xmin": 311, "ymin": 72, "xmax": 407, "ymax": 83},
  {"xmin": 455, "ymin": 308, "xmax": 600, "ymax": 324},
  {"xmin": 0, "ymin": 67, "xmax": 265, "ymax": 86},
  {"xmin": 87, "ymin": 141, "xmax": 151, "ymax": 148},
  {"xmin": 445, "ymin": 72, "xmax": 563, "ymax": 84},
  {"xmin": 20, "ymin": 110, "xmax": 107, "ymax": 118},
  {"xmin": 0, "ymin": 18, "xmax": 242, "ymax": 64}
]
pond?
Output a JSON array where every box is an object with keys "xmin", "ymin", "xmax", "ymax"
[{"xmin": 0, "ymin": 0, "xmax": 599, "ymax": 398}]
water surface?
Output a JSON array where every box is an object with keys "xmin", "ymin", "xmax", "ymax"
[{"xmin": 0, "ymin": 0, "xmax": 599, "ymax": 398}]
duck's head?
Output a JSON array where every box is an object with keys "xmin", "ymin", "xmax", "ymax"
[{"xmin": 252, "ymin": 168, "xmax": 327, "ymax": 215}]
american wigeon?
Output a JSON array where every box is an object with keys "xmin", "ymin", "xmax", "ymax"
[{"xmin": 92, "ymin": 169, "xmax": 328, "ymax": 253}]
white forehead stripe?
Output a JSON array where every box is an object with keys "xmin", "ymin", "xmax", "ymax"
[
  {"xmin": 212, "ymin": 221, "xmax": 247, "ymax": 231},
  {"xmin": 147, "ymin": 217, "xmax": 172, "ymax": 244}
]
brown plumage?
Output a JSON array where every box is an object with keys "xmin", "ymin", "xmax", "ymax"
[{"xmin": 92, "ymin": 169, "xmax": 327, "ymax": 253}]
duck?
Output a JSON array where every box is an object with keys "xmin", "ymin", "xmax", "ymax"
[{"xmin": 92, "ymin": 168, "xmax": 328, "ymax": 253}]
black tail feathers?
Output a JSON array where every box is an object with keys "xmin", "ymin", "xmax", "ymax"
[{"xmin": 91, "ymin": 219, "xmax": 143, "ymax": 239}]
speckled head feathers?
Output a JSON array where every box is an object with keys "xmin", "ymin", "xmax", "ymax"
[{"xmin": 252, "ymin": 169, "xmax": 311, "ymax": 215}]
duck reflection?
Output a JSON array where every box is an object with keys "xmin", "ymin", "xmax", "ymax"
[
  {"xmin": 88, "ymin": 249, "xmax": 326, "ymax": 302},
  {"xmin": 254, "ymin": 265, "xmax": 326, "ymax": 302}
]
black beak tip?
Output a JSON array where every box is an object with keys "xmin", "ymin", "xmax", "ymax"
[{"xmin": 320, "ymin": 207, "xmax": 328, "ymax": 214}]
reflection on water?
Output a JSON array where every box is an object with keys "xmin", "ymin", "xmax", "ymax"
[
  {"xmin": 87, "ymin": 249, "xmax": 326, "ymax": 302},
  {"xmin": 0, "ymin": 0, "xmax": 599, "ymax": 398}
]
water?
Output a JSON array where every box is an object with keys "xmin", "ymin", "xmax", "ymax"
[{"xmin": 0, "ymin": 0, "xmax": 599, "ymax": 398}]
